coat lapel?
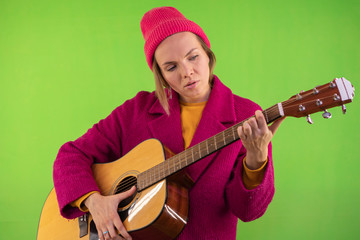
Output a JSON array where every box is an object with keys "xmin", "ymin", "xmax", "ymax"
[
  {"xmin": 186, "ymin": 76, "xmax": 237, "ymax": 182},
  {"xmin": 147, "ymin": 90, "xmax": 185, "ymax": 155}
]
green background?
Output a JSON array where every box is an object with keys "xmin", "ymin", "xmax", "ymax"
[{"xmin": 1, "ymin": 0, "xmax": 359, "ymax": 239}]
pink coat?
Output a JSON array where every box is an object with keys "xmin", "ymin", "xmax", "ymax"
[{"xmin": 53, "ymin": 75, "xmax": 275, "ymax": 239}]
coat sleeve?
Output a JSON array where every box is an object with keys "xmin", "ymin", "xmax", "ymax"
[
  {"xmin": 53, "ymin": 106, "xmax": 124, "ymax": 219},
  {"xmin": 225, "ymin": 142, "xmax": 275, "ymax": 222}
]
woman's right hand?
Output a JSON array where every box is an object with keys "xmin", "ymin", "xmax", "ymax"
[{"xmin": 84, "ymin": 186, "xmax": 136, "ymax": 240}]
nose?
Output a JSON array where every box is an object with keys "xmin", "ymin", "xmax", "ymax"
[{"xmin": 180, "ymin": 62, "xmax": 194, "ymax": 78}]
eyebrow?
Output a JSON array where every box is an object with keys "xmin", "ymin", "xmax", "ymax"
[{"xmin": 161, "ymin": 48, "xmax": 197, "ymax": 66}]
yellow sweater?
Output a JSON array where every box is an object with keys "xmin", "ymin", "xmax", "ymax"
[{"xmin": 71, "ymin": 101, "xmax": 266, "ymax": 211}]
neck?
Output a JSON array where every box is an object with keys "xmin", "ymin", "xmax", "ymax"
[{"xmin": 137, "ymin": 103, "xmax": 284, "ymax": 191}]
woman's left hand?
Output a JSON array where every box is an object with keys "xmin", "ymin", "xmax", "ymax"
[{"xmin": 237, "ymin": 110, "xmax": 284, "ymax": 170}]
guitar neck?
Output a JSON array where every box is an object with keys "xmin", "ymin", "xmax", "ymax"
[{"xmin": 137, "ymin": 103, "xmax": 284, "ymax": 191}]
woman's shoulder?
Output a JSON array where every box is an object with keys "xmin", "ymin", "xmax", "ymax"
[
  {"xmin": 107, "ymin": 90, "xmax": 157, "ymax": 120},
  {"xmin": 118, "ymin": 90, "xmax": 156, "ymax": 109}
]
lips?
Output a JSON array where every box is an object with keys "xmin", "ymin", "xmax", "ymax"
[{"xmin": 185, "ymin": 81, "xmax": 198, "ymax": 88}]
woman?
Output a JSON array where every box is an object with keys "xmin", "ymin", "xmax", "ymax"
[{"xmin": 53, "ymin": 6, "xmax": 283, "ymax": 240}]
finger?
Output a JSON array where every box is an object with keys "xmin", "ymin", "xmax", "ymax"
[
  {"xmin": 114, "ymin": 221, "xmax": 132, "ymax": 240},
  {"xmin": 237, "ymin": 125, "xmax": 245, "ymax": 140},
  {"xmin": 242, "ymin": 121, "xmax": 253, "ymax": 138},
  {"xmin": 103, "ymin": 230, "xmax": 111, "ymax": 240},
  {"xmin": 107, "ymin": 224, "xmax": 119, "ymax": 239},
  {"xmin": 254, "ymin": 110, "xmax": 267, "ymax": 133},
  {"xmin": 268, "ymin": 117, "xmax": 286, "ymax": 135},
  {"xmin": 117, "ymin": 186, "xmax": 136, "ymax": 200},
  {"xmin": 246, "ymin": 118, "xmax": 258, "ymax": 138},
  {"xmin": 96, "ymin": 226, "xmax": 105, "ymax": 240},
  {"xmin": 114, "ymin": 217, "xmax": 132, "ymax": 240}
]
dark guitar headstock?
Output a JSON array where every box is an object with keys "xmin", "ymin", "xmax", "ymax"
[{"xmin": 282, "ymin": 77, "xmax": 355, "ymax": 124}]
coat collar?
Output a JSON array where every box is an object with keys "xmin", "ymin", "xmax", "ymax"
[{"xmin": 147, "ymin": 75, "xmax": 238, "ymax": 182}]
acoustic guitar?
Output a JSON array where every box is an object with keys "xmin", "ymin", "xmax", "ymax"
[{"xmin": 37, "ymin": 77, "xmax": 354, "ymax": 240}]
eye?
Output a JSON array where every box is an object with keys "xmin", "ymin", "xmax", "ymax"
[
  {"xmin": 189, "ymin": 55, "xmax": 199, "ymax": 61},
  {"xmin": 167, "ymin": 65, "xmax": 176, "ymax": 72}
]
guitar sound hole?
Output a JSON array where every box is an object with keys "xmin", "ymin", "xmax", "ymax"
[{"xmin": 115, "ymin": 176, "xmax": 137, "ymax": 208}]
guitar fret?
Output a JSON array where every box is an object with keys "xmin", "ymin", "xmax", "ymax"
[
  {"xmin": 150, "ymin": 168, "xmax": 153, "ymax": 184},
  {"xmin": 167, "ymin": 161, "xmax": 170, "ymax": 176},
  {"xmin": 208, "ymin": 138, "xmax": 214, "ymax": 153},
  {"xmin": 180, "ymin": 154, "xmax": 185, "ymax": 168},
  {"xmin": 153, "ymin": 166, "xmax": 158, "ymax": 183},
  {"xmin": 161, "ymin": 163, "xmax": 165, "ymax": 179},
  {"xmin": 141, "ymin": 175, "xmax": 145, "ymax": 190},
  {"xmin": 227, "ymin": 130, "xmax": 232, "ymax": 142},
  {"xmin": 180, "ymin": 155, "xmax": 184, "ymax": 168},
  {"xmin": 223, "ymin": 131, "xmax": 226, "ymax": 145},
  {"xmin": 174, "ymin": 157, "xmax": 177, "ymax": 173},
  {"xmin": 215, "ymin": 134, "xmax": 219, "ymax": 148},
  {"xmin": 143, "ymin": 171, "xmax": 146, "ymax": 187},
  {"xmin": 232, "ymin": 127, "xmax": 236, "ymax": 140},
  {"xmin": 214, "ymin": 135, "xmax": 217, "ymax": 150},
  {"xmin": 173, "ymin": 156, "xmax": 177, "ymax": 173},
  {"xmin": 171, "ymin": 158, "xmax": 175, "ymax": 173},
  {"xmin": 178, "ymin": 156, "xmax": 181, "ymax": 170},
  {"xmin": 202, "ymin": 142, "xmax": 207, "ymax": 156},
  {"xmin": 191, "ymin": 147, "xmax": 194, "ymax": 164},
  {"xmin": 156, "ymin": 166, "xmax": 159, "ymax": 182},
  {"xmin": 198, "ymin": 144, "xmax": 201, "ymax": 158},
  {"xmin": 152, "ymin": 168, "xmax": 155, "ymax": 184},
  {"xmin": 144, "ymin": 174, "xmax": 147, "ymax": 188},
  {"xmin": 175, "ymin": 156, "xmax": 180, "ymax": 172},
  {"xmin": 156, "ymin": 165, "xmax": 159, "ymax": 183},
  {"xmin": 206, "ymin": 141, "xmax": 209, "ymax": 154},
  {"xmin": 160, "ymin": 164, "xmax": 164, "ymax": 180},
  {"xmin": 138, "ymin": 174, "xmax": 142, "ymax": 190}
]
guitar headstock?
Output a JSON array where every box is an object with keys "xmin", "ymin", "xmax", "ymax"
[{"xmin": 282, "ymin": 77, "xmax": 355, "ymax": 123}]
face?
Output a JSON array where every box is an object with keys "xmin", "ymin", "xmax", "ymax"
[{"xmin": 154, "ymin": 32, "xmax": 211, "ymax": 103}]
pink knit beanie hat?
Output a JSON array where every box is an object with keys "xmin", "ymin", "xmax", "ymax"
[{"xmin": 140, "ymin": 6, "xmax": 211, "ymax": 70}]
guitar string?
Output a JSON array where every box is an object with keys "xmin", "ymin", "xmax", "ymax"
[
  {"xmin": 116, "ymin": 87, "xmax": 338, "ymax": 191},
  {"xmin": 272, "ymin": 82, "xmax": 335, "ymax": 109},
  {"xmin": 137, "ymin": 95, "xmax": 338, "ymax": 190},
  {"xmin": 279, "ymin": 85, "xmax": 336, "ymax": 108},
  {"xmin": 263, "ymin": 93, "xmax": 337, "ymax": 119},
  {"xmin": 281, "ymin": 95, "xmax": 336, "ymax": 111},
  {"xmin": 119, "ymin": 87, "xmax": 338, "ymax": 190},
  {"xmin": 115, "ymin": 178, "xmax": 137, "ymax": 192}
]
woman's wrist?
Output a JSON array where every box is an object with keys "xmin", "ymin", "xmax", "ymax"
[
  {"xmin": 245, "ymin": 151, "xmax": 267, "ymax": 170},
  {"xmin": 84, "ymin": 192, "xmax": 101, "ymax": 210}
]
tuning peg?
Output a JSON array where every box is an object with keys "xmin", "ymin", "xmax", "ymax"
[
  {"xmin": 306, "ymin": 115, "xmax": 313, "ymax": 124},
  {"xmin": 296, "ymin": 90, "xmax": 305, "ymax": 100},
  {"xmin": 342, "ymin": 105, "xmax": 347, "ymax": 114},
  {"xmin": 322, "ymin": 110, "xmax": 332, "ymax": 119}
]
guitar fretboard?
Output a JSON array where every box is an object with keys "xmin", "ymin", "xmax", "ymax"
[{"xmin": 137, "ymin": 103, "xmax": 283, "ymax": 191}]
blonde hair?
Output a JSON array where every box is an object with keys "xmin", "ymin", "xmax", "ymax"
[{"xmin": 152, "ymin": 35, "xmax": 216, "ymax": 115}]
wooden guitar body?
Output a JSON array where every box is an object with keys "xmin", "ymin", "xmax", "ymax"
[{"xmin": 37, "ymin": 139, "xmax": 193, "ymax": 240}]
